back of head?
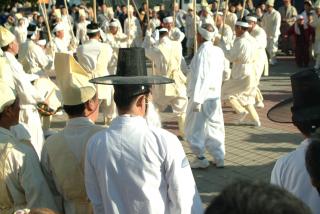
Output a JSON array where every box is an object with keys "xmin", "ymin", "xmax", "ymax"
[
  {"xmin": 306, "ymin": 132, "xmax": 320, "ymax": 193},
  {"xmin": 205, "ymin": 180, "xmax": 311, "ymax": 214}
]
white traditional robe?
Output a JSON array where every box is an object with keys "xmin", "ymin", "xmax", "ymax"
[
  {"xmin": 271, "ymin": 139, "xmax": 320, "ymax": 214},
  {"xmin": 4, "ymin": 52, "xmax": 44, "ymax": 158},
  {"xmin": 222, "ymin": 31, "xmax": 257, "ymax": 106},
  {"xmin": 261, "ymin": 8, "xmax": 281, "ymax": 59},
  {"xmin": 13, "ymin": 26, "xmax": 27, "ymax": 46},
  {"xmin": 85, "ymin": 115, "xmax": 203, "ymax": 214},
  {"xmin": 225, "ymin": 12, "xmax": 238, "ymax": 33},
  {"xmin": 124, "ymin": 16, "xmax": 142, "ymax": 47},
  {"xmin": 144, "ymin": 36, "xmax": 187, "ymax": 113},
  {"xmin": 0, "ymin": 127, "xmax": 58, "ymax": 214},
  {"xmin": 168, "ymin": 27, "xmax": 185, "ymax": 43},
  {"xmin": 76, "ymin": 20, "xmax": 90, "ymax": 45},
  {"xmin": 53, "ymin": 37, "xmax": 70, "ymax": 53},
  {"xmin": 18, "ymin": 39, "xmax": 54, "ymax": 75},
  {"xmin": 41, "ymin": 117, "xmax": 104, "ymax": 214},
  {"xmin": 185, "ymin": 41, "xmax": 225, "ymax": 161}
]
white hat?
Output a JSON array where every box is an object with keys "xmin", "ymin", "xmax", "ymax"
[
  {"xmin": 79, "ymin": 9, "xmax": 86, "ymax": 17},
  {"xmin": 0, "ymin": 82, "xmax": 16, "ymax": 113},
  {"xmin": 297, "ymin": 15, "xmax": 304, "ymax": 19},
  {"xmin": 235, "ymin": 20, "xmax": 250, "ymax": 28},
  {"xmin": 187, "ymin": 3, "xmax": 194, "ymax": 10},
  {"xmin": 163, "ymin": 16, "xmax": 173, "ymax": 23},
  {"xmin": 153, "ymin": 6, "xmax": 160, "ymax": 12},
  {"xmin": 54, "ymin": 53, "xmax": 96, "ymax": 106},
  {"xmin": 159, "ymin": 28, "xmax": 168, "ymax": 33},
  {"xmin": 37, "ymin": 39, "xmax": 47, "ymax": 46},
  {"xmin": 246, "ymin": 16, "xmax": 258, "ymax": 22},
  {"xmin": 53, "ymin": 9, "xmax": 62, "ymax": 18},
  {"xmin": 15, "ymin": 13, "xmax": 23, "ymax": 20},
  {"xmin": 214, "ymin": 11, "xmax": 223, "ymax": 16},
  {"xmin": 265, "ymin": 0, "xmax": 274, "ymax": 6},
  {"xmin": 198, "ymin": 25, "xmax": 217, "ymax": 41},
  {"xmin": 109, "ymin": 21, "xmax": 118, "ymax": 28},
  {"xmin": 52, "ymin": 22, "xmax": 64, "ymax": 33},
  {"xmin": 0, "ymin": 26, "xmax": 16, "ymax": 47}
]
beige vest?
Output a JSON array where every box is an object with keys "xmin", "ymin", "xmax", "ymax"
[
  {"xmin": 46, "ymin": 126, "xmax": 103, "ymax": 214},
  {"xmin": 158, "ymin": 40, "xmax": 186, "ymax": 97}
]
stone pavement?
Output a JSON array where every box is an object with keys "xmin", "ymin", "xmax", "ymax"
[{"xmin": 50, "ymin": 55, "xmax": 305, "ymax": 208}]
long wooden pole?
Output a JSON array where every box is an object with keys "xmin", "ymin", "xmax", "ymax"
[
  {"xmin": 93, "ymin": 0, "xmax": 97, "ymax": 23},
  {"xmin": 193, "ymin": 0, "xmax": 197, "ymax": 53},
  {"xmin": 130, "ymin": 0, "xmax": 141, "ymax": 19},
  {"xmin": 221, "ymin": 0, "xmax": 229, "ymax": 41},
  {"xmin": 63, "ymin": 0, "xmax": 76, "ymax": 39},
  {"xmin": 240, "ymin": 0, "xmax": 247, "ymax": 19},
  {"xmin": 215, "ymin": 0, "xmax": 221, "ymax": 23},
  {"xmin": 39, "ymin": 3, "xmax": 52, "ymax": 42}
]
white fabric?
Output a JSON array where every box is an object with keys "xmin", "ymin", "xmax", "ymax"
[
  {"xmin": 262, "ymin": 8, "xmax": 281, "ymax": 58},
  {"xmin": 235, "ymin": 21, "xmax": 249, "ymax": 28},
  {"xmin": 163, "ymin": 16, "xmax": 173, "ymax": 23},
  {"xmin": 198, "ymin": 27, "xmax": 216, "ymax": 41},
  {"xmin": 13, "ymin": 26, "xmax": 27, "ymax": 45},
  {"xmin": 53, "ymin": 37, "xmax": 70, "ymax": 53},
  {"xmin": 85, "ymin": 116, "xmax": 203, "ymax": 214},
  {"xmin": 76, "ymin": 20, "xmax": 90, "ymax": 44},
  {"xmin": 52, "ymin": 22, "xmax": 65, "ymax": 33},
  {"xmin": 185, "ymin": 41, "xmax": 225, "ymax": 160},
  {"xmin": 246, "ymin": 16, "xmax": 257, "ymax": 22},
  {"xmin": 271, "ymin": 139, "xmax": 320, "ymax": 214},
  {"xmin": 124, "ymin": 16, "xmax": 142, "ymax": 47},
  {"xmin": 18, "ymin": 40, "xmax": 54, "ymax": 75},
  {"xmin": 4, "ymin": 52, "xmax": 44, "ymax": 158},
  {"xmin": 168, "ymin": 27, "xmax": 185, "ymax": 43},
  {"xmin": 200, "ymin": 14, "xmax": 215, "ymax": 28}
]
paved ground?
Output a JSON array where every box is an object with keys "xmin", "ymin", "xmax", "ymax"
[{"xmin": 50, "ymin": 55, "xmax": 305, "ymax": 207}]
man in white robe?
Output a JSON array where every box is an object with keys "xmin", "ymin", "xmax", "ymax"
[
  {"xmin": 85, "ymin": 48, "xmax": 203, "ymax": 213},
  {"xmin": 261, "ymin": 0, "xmax": 281, "ymax": 65},
  {"xmin": 185, "ymin": 23, "xmax": 225, "ymax": 169},
  {"xmin": 143, "ymin": 28, "xmax": 188, "ymax": 137},
  {"xmin": 52, "ymin": 22, "xmax": 72, "ymax": 53},
  {"xmin": 76, "ymin": 23, "xmax": 114, "ymax": 124},
  {"xmin": 0, "ymin": 82, "xmax": 58, "ymax": 214},
  {"xmin": 163, "ymin": 16, "xmax": 185, "ymax": 43},
  {"xmin": 0, "ymin": 26, "xmax": 45, "ymax": 158},
  {"xmin": 124, "ymin": 5, "xmax": 143, "ymax": 47},
  {"xmin": 247, "ymin": 15, "xmax": 269, "ymax": 108},
  {"xmin": 41, "ymin": 53, "xmax": 104, "ymax": 214},
  {"xmin": 221, "ymin": 21, "xmax": 261, "ymax": 127},
  {"xmin": 76, "ymin": 9, "xmax": 90, "ymax": 45}
]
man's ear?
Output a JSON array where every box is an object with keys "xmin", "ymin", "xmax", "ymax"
[{"xmin": 135, "ymin": 94, "xmax": 145, "ymax": 109}]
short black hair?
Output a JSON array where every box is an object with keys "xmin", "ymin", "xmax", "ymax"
[
  {"xmin": 87, "ymin": 22, "xmax": 100, "ymax": 38},
  {"xmin": 205, "ymin": 180, "xmax": 311, "ymax": 214},
  {"xmin": 306, "ymin": 136, "xmax": 320, "ymax": 193},
  {"xmin": 1, "ymin": 44, "xmax": 10, "ymax": 52},
  {"xmin": 63, "ymin": 103, "xmax": 86, "ymax": 117},
  {"xmin": 114, "ymin": 85, "xmax": 150, "ymax": 111}
]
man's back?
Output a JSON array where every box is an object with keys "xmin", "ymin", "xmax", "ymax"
[
  {"xmin": 85, "ymin": 115, "xmax": 203, "ymax": 214},
  {"xmin": 41, "ymin": 117, "xmax": 104, "ymax": 214}
]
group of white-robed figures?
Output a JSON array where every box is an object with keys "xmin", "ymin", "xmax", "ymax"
[{"xmin": 0, "ymin": 3, "xmax": 269, "ymax": 214}]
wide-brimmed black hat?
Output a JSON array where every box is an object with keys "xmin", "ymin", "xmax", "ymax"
[
  {"xmin": 267, "ymin": 69, "xmax": 320, "ymax": 123},
  {"xmin": 89, "ymin": 47, "xmax": 174, "ymax": 85}
]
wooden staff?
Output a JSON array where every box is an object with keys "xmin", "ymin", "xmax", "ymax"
[
  {"xmin": 193, "ymin": 0, "xmax": 197, "ymax": 53},
  {"xmin": 221, "ymin": 0, "xmax": 229, "ymax": 41},
  {"xmin": 240, "ymin": 0, "xmax": 247, "ymax": 19},
  {"xmin": 215, "ymin": 0, "xmax": 221, "ymax": 23},
  {"xmin": 130, "ymin": 0, "xmax": 141, "ymax": 19},
  {"xmin": 63, "ymin": 0, "xmax": 76, "ymax": 40},
  {"xmin": 39, "ymin": 3, "xmax": 52, "ymax": 42},
  {"xmin": 93, "ymin": 0, "xmax": 97, "ymax": 23},
  {"xmin": 146, "ymin": 0, "xmax": 150, "ymax": 27},
  {"xmin": 173, "ymin": 0, "xmax": 176, "ymax": 28}
]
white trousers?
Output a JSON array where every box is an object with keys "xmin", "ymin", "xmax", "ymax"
[
  {"xmin": 185, "ymin": 98, "xmax": 225, "ymax": 160},
  {"xmin": 266, "ymin": 37, "xmax": 279, "ymax": 59}
]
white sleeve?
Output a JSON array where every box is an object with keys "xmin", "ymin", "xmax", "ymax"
[
  {"xmin": 85, "ymin": 139, "xmax": 105, "ymax": 213},
  {"xmin": 164, "ymin": 133, "xmax": 203, "ymax": 214},
  {"xmin": 270, "ymin": 158, "xmax": 284, "ymax": 186}
]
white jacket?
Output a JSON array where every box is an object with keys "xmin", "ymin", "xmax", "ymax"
[
  {"xmin": 85, "ymin": 115, "xmax": 203, "ymax": 214},
  {"xmin": 262, "ymin": 8, "xmax": 281, "ymax": 39}
]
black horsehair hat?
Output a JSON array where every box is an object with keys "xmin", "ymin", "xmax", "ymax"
[
  {"xmin": 90, "ymin": 48, "xmax": 173, "ymax": 85},
  {"xmin": 90, "ymin": 47, "xmax": 173, "ymax": 97},
  {"xmin": 267, "ymin": 69, "xmax": 320, "ymax": 124}
]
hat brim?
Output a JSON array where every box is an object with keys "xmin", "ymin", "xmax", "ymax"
[
  {"xmin": 267, "ymin": 97, "xmax": 293, "ymax": 124},
  {"xmin": 90, "ymin": 75, "xmax": 174, "ymax": 85}
]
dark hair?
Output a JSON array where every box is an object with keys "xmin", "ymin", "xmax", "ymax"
[
  {"xmin": 294, "ymin": 119, "xmax": 320, "ymax": 137},
  {"xmin": 63, "ymin": 103, "xmax": 86, "ymax": 117},
  {"xmin": 205, "ymin": 180, "xmax": 311, "ymax": 214},
  {"xmin": 87, "ymin": 22, "xmax": 100, "ymax": 38},
  {"xmin": 114, "ymin": 85, "xmax": 150, "ymax": 111},
  {"xmin": 1, "ymin": 44, "xmax": 10, "ymax": 52},
  {"xmin": 305, "ymin": 135, "xmax": 320, "ymax": 193}
]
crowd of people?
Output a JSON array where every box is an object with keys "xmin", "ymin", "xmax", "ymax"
[{"xmin": 0, "ymin": 0, "xmax": 320, "ymax": 213}]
